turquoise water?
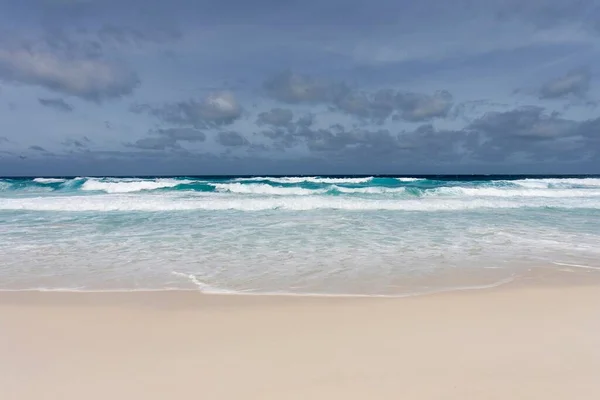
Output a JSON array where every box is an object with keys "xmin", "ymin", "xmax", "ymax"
[{"xmin": 1, "ymin": 176, "xmax": 599, "ymax": 295}]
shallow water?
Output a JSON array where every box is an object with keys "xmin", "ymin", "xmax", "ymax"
[{"xmin": 1, "ymin": 175, "xmax": 599, "ymax": 295}]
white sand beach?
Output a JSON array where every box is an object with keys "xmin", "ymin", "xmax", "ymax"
[{"xmin": 2, "ymin": 271, "xmax": 600, "ymax": 400}]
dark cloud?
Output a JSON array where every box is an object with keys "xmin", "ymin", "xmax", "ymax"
[
  {"xmin": 131, "ymin": 91, "xmax": 242, "ymax": 128},
  {"xmin": 263, "ymin": 71, "xmax": 349, "ymax": 104},
  {"xmin": 126, "ymin": 136, "xmax": 179, "ymax": 150},
  {"xmin": 256, "ymin": 108, "xmax": 294, "ymax": 127},
  {"xmin": 217, "ymin": 131, "xmax": 249, "ymax": 147},
  {"xmin": 125, "ymin": 128, "xmax": 205, "ymax": 151},
  {"xmin": 469, "ymin": 106, "xmax": 577, "ymax": 139},
  {"xmin": 0, "ymin": 43, "xmax": 139, "ymax": 101},
  {"xmin": 29, "ymin": 145, "xmax": 48, "ymax": 152},
  {"xmin": 577, "ymin": 117, "xmax": 600, "ymax": 140},
  {"xmin": 62, "ymin": 137, "xmax": 88, "ymax": 148},
  {"xmin": 256, "ymin": 104, "xmax": 599, "ymax": 165},
  {"xmin": 334, "ymin": 90, "xmax": 396, "ymax": 124},
  {"xmin": 263, "ymin": 71, "xmax": 453, "ymax": 123},
  {"xmin": 395, "ymin": 90, "xmax": 453, "ymax": 121},
  {"xmin": 539, "ymin": 69, "xmax": 591, "ymax": 99},
  {"xmin": 335, "ymin": 89, "xmax": 454, "ymax": 123},
  {"xmin": 466, "ymin": 106, "xmax": 589, "ymax": 162},
  {"xmin": 156, "ymin": 127, "xmax": 206, "ymax": 142},
  {"xmin": 38, "ymin": 97, "xmax": 73, "ymax": 112}
]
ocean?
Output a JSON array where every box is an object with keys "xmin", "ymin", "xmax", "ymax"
[{"xmin": 1, "ymin": 175, "xmax": 599, "ymax": 295}]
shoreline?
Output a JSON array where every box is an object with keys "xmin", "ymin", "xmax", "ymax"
[{"xmin": 1, "ymin": 263, "xmax": 599, "ymax": 300}]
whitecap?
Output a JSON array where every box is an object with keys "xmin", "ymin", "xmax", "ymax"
[
  {"xmin": 33, "ymin": 178, "xmax": 67, "ymax": 184},
  {"xmin": 80, "ymin": 178, "xmax": 190, "ymax": 193}
]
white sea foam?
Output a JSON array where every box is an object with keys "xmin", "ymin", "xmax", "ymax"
[
  {"xmin": 332, "ymin": 185, "xmax": 406, "ymax": 194},
  {"xmin": 234, "ymin": 176, "xmax": 374, "ymax": 184},
  {"xmin": 1, "ymin": 193, "xmax": 598, "ymax": 211},
  {"xmin": 81, "ymin": 178, "xmax": 189, "ymax": 193},
  {"xmin": 429, "ymin": 187, "xmax": 600, "ymax": 198},
  {"xmin": 171, "ymin": 272, "xmax": 239, "ymax": 294},
  {"xmin": 212, "ymin": 183, "xmax": 324, "ymax": 195},
  {"xmin": 552, "ymin": 262, "xmax": 600, "ymax": 270},
  {"xmin": 0, "ymin": 275, "xmax": 518, "ymax": 297},
  {"xmin": 396, "ymin": 177, "xmax": 425, "ymax": 182},
  {"xmin": 144, "ymin": 274, "xmax": 519, "ymax": 297},
  {"xmin": 512, "ymin": 178, "xmax": 600, "ymax": 188},
  {"xmin": 33, "ymin": 178, "xmax": 67, "ymax": 184}
]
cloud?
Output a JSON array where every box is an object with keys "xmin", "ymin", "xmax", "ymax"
[
  {"xmin": 62, "ymin": 137, "xmax": 90, "ymax": 148},
  {"xmin": 539, "ymin": 69, "xmax": 591, "ymax": 99},
  {"xmin": 217, "ymin": 131, "xmax": 249, "ymax": 147},
  {"xmin": 263, "ymin": 71, "xmax": 453, "ymax": 123},
  {"xmin": 256, "ymin": 103, "xmax": 598, "ymax": 165},
  {"xmin": 263, "ymin": 71, "xmax": 349, "ymax": 104},
  {"xmin": 98, "ymin": 24, "xmax": 182, "ymax": 47},
  {"xmin": 131, "ymin": 91, "xmax": 243, "ymax": 128},
  {"xmin": 38, "ymin": 97, "xmax": 73, "ymax": 112},
  {"xmin": 469, "ymin": 106, "xmax": 577, "ymax": 139},
  {"xmin": 127, "ymin": 128, "xmax": 207, "ymax": 150},
  {"xmin": 0, "ymin": 45, "xmax": 139, "ymax": 101},
  {"xmin": 156, "ymin": 127, "xmax": 206, "ymax": 142},
  {"xmin": 465, "ymin": 106, "xmax": 589, "ymax": 162},
  {"xmin": 334, "ymin": 90, "xmax": 396, "ymax": 124},
  {"xmin": 335, "ymin": 89, "xmax": 453, "ymax": 123},
  {"xmin": 395, "ymin": 90, "xmax": 454, "ymax": 122},
  {"xmin": 29, "ymin": 145, "xmax": 48, "ymax": 152},
  {"xmin": 256, "ymin": 108, "xmax": 294, "ymax": 127},
  {"xmin": 577, "ymin": 117, "xmax": 600, "ymax": 140},
  {"xmin": 126, "ymin": 136, "xmax": 180, "ymax": 151}
]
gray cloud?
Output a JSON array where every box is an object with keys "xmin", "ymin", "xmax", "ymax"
[
  {"xmin": 124, "ymin": 128, "xmax": 205, "ymax": 151},
  {"xmin": 263, "ymin": 71, "xmax": 349, "ymax": 104},
  {"xmin": 62, "ymin": 137, "xmax": 89, "ymax": 148},
  {"xmin": 334, "ymin": 90, "xmax": 396, "ymax": 124},
  {"xmin": 465, "ymin": 106, "xmax": 589, "ymax": 162},
  {"xmin": 263, "ymin": 71, "xmax": 453, "ymax": 123},
  {"xmin": 0, "ymin": 45, "xmax": 139, "ymax": 101},
  {"xmin": 577, "ymin": 117, "xmax": 600, "ymax": 140},
  {"xmin": 395, "ymin": 90, "xmax": 453, "ymax": 122},
  {"xmin": 126, "ymin": 136, "xmax": 180, "ymax": 151},
  {"xmin": 469, "ymin": 106, "xmax": 578, "ymax": 140},
  {"xmin": 539, "ymin": 69, "xmax": 591, "ymax": 99},
  {"xmin": 256, "ymin": 108, "xmax": 294, "ymax": 127},
  {"xmin": 217, "ymin": 131, "xmax": 249, "ymax": 147},
  {"xmin": 257, "ymin": 104, "xmax": 597, "ymax": 165},
  {"xmin": 156, "ymin": 127, "xmax": 206, "ymax": 142},
  {"xmin": 29, "ymin": 145, "xmax": 48, "ymax": 152},
  {"xmin": 131, "ymin": 91, "xmax": 242, "ymax": 128},
  {"xmin": 2, "ymin": 0, "xmax": 600, "ymax": 174},
  {"xmin": 335, "ymin": 89, "xmax": 454, "ymax": 123},
  {"xmin": 38, "ymin": 97, "xmax": 73, "ymax": 112}
]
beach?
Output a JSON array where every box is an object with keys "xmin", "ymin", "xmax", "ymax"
[{"xmin": 3, "ymin": 271, "xmax": 600, "ymax": 400}]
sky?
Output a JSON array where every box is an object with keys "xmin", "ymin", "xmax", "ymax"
[{"xmin": 0, "ymin": 0, "xmax": 600, "ymax": 176}]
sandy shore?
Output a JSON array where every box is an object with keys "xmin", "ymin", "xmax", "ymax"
[{"xmin": 2, "ymin": 274, "xmax": 600, "ymax": 399}]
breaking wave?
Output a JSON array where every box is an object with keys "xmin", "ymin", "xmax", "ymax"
[{"xmin": 1, "ymin": 175, "xmax": 600, "ymax": 211}]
